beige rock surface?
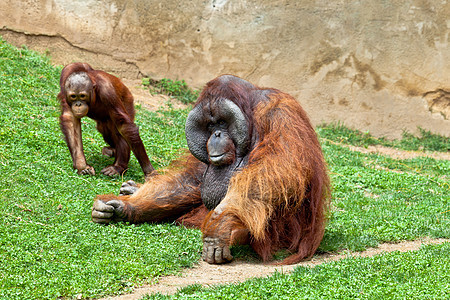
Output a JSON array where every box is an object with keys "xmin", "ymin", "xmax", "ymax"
[{"xmin": 1, "ymin": 0, "xmax": 449, "ymax": 138}]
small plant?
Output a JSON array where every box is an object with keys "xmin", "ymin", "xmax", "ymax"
[
  {"xmin": 142, "ymin": 77, "xmax": 199, "ymax": 104},
  {"xmin": 318, "ymin": 123, "xmax": 450, "ymax": 152},
  {"xmin": 317, "ymin": 122, "xmax": 387, "ymax": 147},
  {"xmin": 398, "ymin": 127, "xmax": 450, "ymax": 152}
]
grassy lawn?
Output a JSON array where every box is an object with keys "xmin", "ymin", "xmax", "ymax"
[{"xmin": 0, "ymin": 37, "xmax": 448, "ymax": 299}]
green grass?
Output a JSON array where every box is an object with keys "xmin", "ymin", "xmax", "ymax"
[
  {"xmin": 321, "ymin": 141, "xmax": 449, "ymax": 252},
  {"xmin": 0, "ymin": 37, "xmax": 449, "ymax": 299},
  {"xmin": 0, "ymin": 38, "xmax": 201, "ymax": 299}
]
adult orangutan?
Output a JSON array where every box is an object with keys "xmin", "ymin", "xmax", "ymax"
[
  {"xmin": 92, "ymin": 75, "xmax": 330, "ymax": 265},
  {"xmin": 58, "ymin": 62, "xmax": 155, "ymax": 177}
]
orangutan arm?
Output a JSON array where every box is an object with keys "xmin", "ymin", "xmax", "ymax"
[{"xmin": 92, "ymin": 156, "xmax": 206, "ymax": 224}]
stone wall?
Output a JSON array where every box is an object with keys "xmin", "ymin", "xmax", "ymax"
[{"xmin": 1, "ymin": 0, "xmax": 449, "ymax": 139}]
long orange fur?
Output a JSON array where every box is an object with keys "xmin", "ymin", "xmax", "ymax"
[
  {"xmin": 201, "ymin": 90, "xmax": 330, "ymax": 264},
  {"xmin": 95, "ymin": 76, "xmax": 330, "ymax": 264}
]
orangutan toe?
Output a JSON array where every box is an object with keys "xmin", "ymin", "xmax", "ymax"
[{"xmin": 202, "ymin": 237, "xmax": 233, "ymax": 264}]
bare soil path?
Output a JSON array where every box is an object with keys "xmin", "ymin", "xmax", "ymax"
[
  {"xmin": 102, "ymin": 239, "xmax": 448, "ymax": 299},
  {"xmin": 345, "ymin": 144, "xmax": 450, "ymax": 161}
]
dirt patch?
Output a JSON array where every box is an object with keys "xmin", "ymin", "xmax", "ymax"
[
  {"xmin": 123, "ymin": 79, "xmax": 189, "ymax": 112},
  {"xmin": 332, "ymin": 142, "xmax": 450, "ymax": 161},
  {"xmin": 101, "ymin": 238, "xmax": 448, "ymax": 299}
]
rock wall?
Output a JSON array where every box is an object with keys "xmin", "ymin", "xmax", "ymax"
[{"xmin": 1, "ymin": 0, "xmax": 449, "ymax": 139}]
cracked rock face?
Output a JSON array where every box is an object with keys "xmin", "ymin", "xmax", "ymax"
[{"xmin": 1, "ymin": 0, "xmax": 449, "ymax": 139}]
